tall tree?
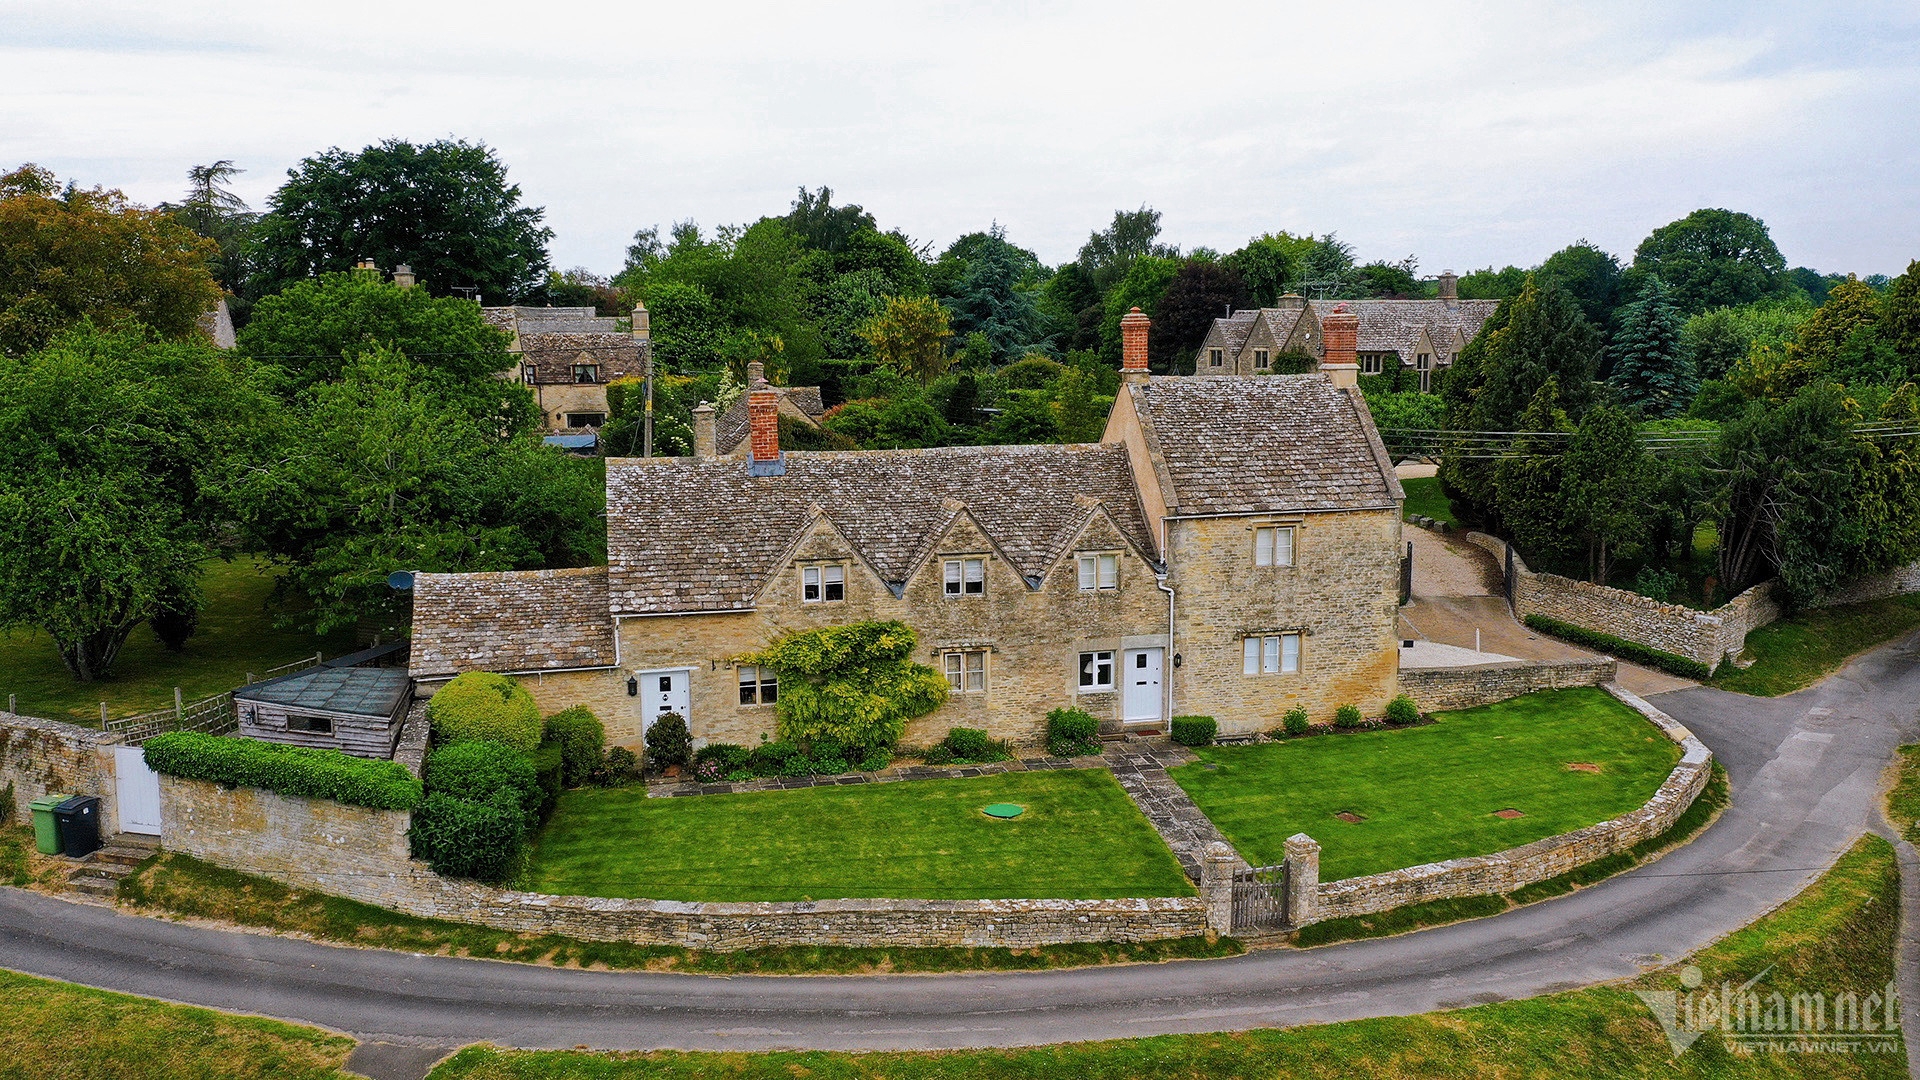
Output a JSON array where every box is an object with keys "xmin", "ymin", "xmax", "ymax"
[
  {"xmin": 1225, "ymin": 233, "xmax": 1317, "ymax": 306},
  {"xmin": 1536, "ymin": 242, "xmax": 1625, "ymax": 335},
  {"xmin": 942, "ymin": 228, "xmax": 1048, "ymax": 362},
  {"xmin": 249, "ymin": 139, "xmax": 552, "ymax": 303},
  {"xmin": 1608, "ymin": 275, "xmax": 1693, "ymax": 418},
  {"xmin": 1632, "ymin": 208, "xmax": 1788, "ymax": 316},
  {"xmin": 1881, "ymin": 260, "xmax": 1920, "ymax": 377},
  {"xmin": 860, "ymin": 296, "xmax": 953, "ymax": 384},
  {"xmin": 1098, "ymin": 256, "xmax": 1183, "ymax": 364},
  {"xmin": 1150, "ymin": 259, "xmax": 1249, "ymax": 373},
  {"xmin": 782, "ymin": 186, "xmax": 876, "ymax": 253},
  {"xmin": 1354, "ymin": 258, "xmax": 1421, "ymax": 299},
  {"xmin": 1078, "ymin": 206, "xmax": 1178, "ymax": 291},
  {"xmin": 0, "ymin": 164, "xmax": 220, "ymax": 357},
  {"xmin": 1038, "ymin": 261, "xmax": 1102, "ymax": 353},
  {"xmin": 1456, "ymin": 265, "xmax": 1528, "ymax": 300},
  {"xmin": 1471, "ymin": 278, "xmax": 1604, "ymax": 430},
  {"xmin": 1493, "ymin": 378, "xmax": 1578, "ymax": 572},
  {"xmin": 159, "ymin": 161, "xmax": 259, "ymax": 298},
  {"xmin": 1561, "ymin": 404, "xmax": 1650, "ymax": 584}
]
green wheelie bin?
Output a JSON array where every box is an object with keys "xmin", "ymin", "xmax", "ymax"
[{"xmin": 30, "ymin": 793, "xmax": 72, "ymax": 855}]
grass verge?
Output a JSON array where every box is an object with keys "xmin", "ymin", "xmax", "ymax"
[
  {"xmin": 115, "ymin": 851, "xmax": 1240, "ymax": 975},
  {"xmin": 1400, "ymin": 475, "xmax": 1456, "ymax": 526},
  {"xmin": 523, "ymin": 768, "xmax": 1193, "ymax": 901},
  {"xmin": 428, "ymin": 832, "xmax": 1903, "ymax": 1079},
  {"xmin": 1296, "ymin": 763, "xmax": 1729, "ymax": 947},
  {"xmin": 1713, "ymin": 594, "xmax": 1920, "ymax": 697},
  {"xmin": 0, "ymin": 824, "xmax": 78, "ymax": 890},
  {"xmin": 0, "ymin": 968, "xmax": 357, "ymax": 1079},
  {"xmin": 1171, "ymin": 687, "xmax": 1681, "ymax": 879},
  {"xmin": 1890, "ymin": 744, "xmax": 1920, "ymax": 843}
]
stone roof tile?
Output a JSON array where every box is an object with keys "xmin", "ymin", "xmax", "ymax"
[{"xmin": 409, "ymin": 567, "xmax": 615, "ymax": 677}]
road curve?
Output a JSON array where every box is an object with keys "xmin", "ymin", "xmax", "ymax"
[{"xmin": 3, "ymin": 633, "xmax": 1916, "ymax": 1053}]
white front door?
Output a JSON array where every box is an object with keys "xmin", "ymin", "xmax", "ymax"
[
  {"xmin": 113, "ymin": 745, "xmax": 162, "ymax": 835},
  {"xmin": 1122, "ymin": 648, "xmax": 1164, "ymax": 722},
  {"xmin": 635, "ymin": 669, "xmax": 691, "ymax": 734}
]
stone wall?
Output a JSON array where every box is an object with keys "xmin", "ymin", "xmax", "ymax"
[
  {"xmin": 157, "ymin": 774, "xmax": 1209, "ymax": 951},
  {"xmin": 1398, "ymin": 658, "xmax": 1617, "ymax": 713},
  {"xmin": 0, "ymin": 712, "xmax": 118, "ymax": 830},
  {"xmin": 1813, "ymin": 561, "xmax": 1920, "ymax": 608},
  {"xmin": 1306, "ymin": 683, "xmax": 1712, "ymax": 923}
]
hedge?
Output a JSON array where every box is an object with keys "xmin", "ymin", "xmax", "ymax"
[
  {"xmin": 424, "ymin": 741, "xmax": 540, "ymax": 826},
  {"xmin": 409, "ymin": 790, "xmax": 524, "ymax": 882},
  {"xmin": 427, "ymin": 672, "xmax": 542, "ymax": 753},
  {"xmin": 1521, "ymin": 614, "xmax": 1713, "ymax": 680},
  {"xmin": 542, "ymin": 707, "xmax": 605, "ymax": 788},
  {"xmin": 143, "ymin": 733, "xmax": 422, "ymax": 811},
  {"xmin": 1170, "ymin": 715, "xmax": 1216, "ymax": 747}
]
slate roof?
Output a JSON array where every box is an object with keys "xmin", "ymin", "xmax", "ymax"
[
  {"xmin": 1199, "ymin": 307, "xmax": 1307, "ymax": 367},
  {"xmin": 517, "ymin": 332, "xmax": 649, "ymax": 386},
  {"xmin": 235, "ymin": 666, "xmax": 410, "ymax": 718},
  {"xmin": 1306, "ymin": 299, "xmax": 1498, "ymax": 361},
  {"xmin": 604, "ymin": 444, "xmax": 1154, "ymax": 615},
  {"xmin": 1130, "ymin": 376, "xmax": 1400, "ymax": 516},
  {"xmin": 409, "ymin": 567, "xmax": 616, "ymax": 677},
  {"xmin": 715, "ymin": 387, "xmax": 828, "ymax": 454}
]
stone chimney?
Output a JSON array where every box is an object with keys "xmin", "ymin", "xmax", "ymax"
[
  {"xmin": 631, "ymin": 302, "xmax": 650, "ymax": 342},
  {"xmin": 692, "ymin": 402, "xmax": 716, "ymax": 459},
  {"xmin": 1120, "ymin": 307, "xmax": 1151, "ymax": 384},
  {"xmin": 353, "ymin": 258, "xmax": 380, "ymax": 277},
  {"xmin": 1321, "ymin": 303, "xmax": 1359, "ymax": 388},
  {"xmin": 391, "ymin": 264, "xmax": 416, "ymax": 290},
  {"xmin": 747, "ymin": 369, "xmax": 783, "ymax": 475},
  {"xmin": 1275, "ymin": 293, "xmax": 1306, "ymax": 311},
  {"xmin": 1438, "ymin": 269, "xmax": 1458, "ymax": 310}
]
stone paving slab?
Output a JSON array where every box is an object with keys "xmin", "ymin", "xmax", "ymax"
[{"xmin": 1100, "ymin": 742, "xmax": 1243, "ymax": 882}]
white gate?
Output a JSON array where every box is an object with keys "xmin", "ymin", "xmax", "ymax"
[{"xmin": 112, "ymin": 745, "xmax": 162, "ymax": 835}]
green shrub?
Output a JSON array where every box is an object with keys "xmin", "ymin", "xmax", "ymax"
[
  {"xmin": 921, "ymin": 744, "xmax": 956, "ymax": 766},
  {"xmin": 408, "ymin": 790, "xmax": 524, "ymax": 882},
  {"xmin": 1333, "ymin": 704, "xmax": 1363, "ymax": 729},
  {"xmin": 745, "ymin": 621, "xmax": 948, "ymax": 751},
  {"xmin": 1282, "ymin": 707, "xmax": 1311, "ymax": 736},
  {"xmin": 144, "ymin": 733, "xmax": 421, "ymax": 810},
  {"xmin": 1522, "ymin": 614, "xmax": 1713, "ymax": 680},
  {"xmin": 423, "ymin": 741, "xmax": 539, "ymax": 826},
  {"xmin": 693, "ymin": 743, "xmax": 750, "ymax": 770},
  {"xmin": 427, "ymin": 672, "xmax": 542, "ymax": 753},
  {"xmin": 529, "ymin": 743, "xmax": 563, "ymax": 821},
  {"xmin": 856, "ymin": 745, "xmax": 893, "ymax": 772},
  {"xmin": 747, "ymin": 739, "xmax": 798, "ymax": 775},
  {"xmin": 1633, "ymin": 565, "xmax": 1682, "ymax": 604},
  {"xmin": 644, "ymin": 713, "xmax": 691, "ymax": 772},
  {"xmin": 1045, "ymin": 708, "xmax": 1101, "ymax": 757},
  {"xmin": 1170, "ymin": 715, "xmax": 1217, "ymax": 747},
  {"xmin": 1385, "ymin": 695, "xmax": 1421, "ymax": 724},
  {"xmin": 598, "ymin": 746, "xmax": 640, "ymax": 786},
  {"xmin": 542, "ymin": 707, "xmax": 605, "ymax": 788},
  {"xmin": 942, "ymin": 727, "xmax": 1008, "ymax": 763}
]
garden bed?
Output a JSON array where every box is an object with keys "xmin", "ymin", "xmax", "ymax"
[{"xmin": 1168, "ymin": 687, "xmax": 1681, "ymax": 879}]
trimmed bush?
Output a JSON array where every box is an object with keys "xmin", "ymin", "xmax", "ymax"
[
  {"xmin": 599, "ymin": 746, "xmax": 640, "ymax": 786},
  {"xmin": 542, "ymin": 707, "xmax": 606, "ymax": 788},
  {"xmin": 1522, "ymin": 614, "xmax": 1713, "ymax": 680},
  {"xmin": 408, "ymin": 790, "xmax": 524, "ymax": 882},
  {"xmin": 856, "ymin": 745, "xmax": 893, "ymax": 772},
  {"xmin": 644, "ymin": 712, "xmax": 691, "ymax": 772},
  {"xmin": 1170, "ymin": 715, "xmax": 1217, "ymax": 747},
  {"xmin": 747, "ymin": 739, "xmax": 798, "ymax": 775},
  {"xmin": 921, "ymin": 744, "xmax": 956, "ymax": 766},
  {"xmin": 1385, "ymin": 695, "xmax": 1421, "ymax": 724},
  {"xmin": 693, "ymin": 742, "xmax": 750, "ymax": 771},
  {"xmin": 1333, "ymin": 704, "xmax": 1363, "ymax": 729},
  {"xmin": 942, "ymin": 727, "xmax": 1008, "ymax": 763},
  {"xmin": 1045, "ymin": 708, "xmax": 1101, "ymax": 757},
  {"xmin": 530, "ymin": 742, "xmax": 563, "ymax": 821},
  {"xmin": 1282, "ymin": 707, "xmax": 1310, "ymax": 736},
  {"xmin": 427, "ymin": 672, "xmax": 542, "ymax": 753},
  {"xmin": 143, "ymin": 732, "xmax": 421, "ymax": 810},
  {"xmin": 423, "ymin": 741, "xmax": 539, "ymax": 825}
]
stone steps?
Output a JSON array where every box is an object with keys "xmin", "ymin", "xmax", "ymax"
[{"xmin": 66, "ymin": 834, "xmax": 159, "ymax": 898}]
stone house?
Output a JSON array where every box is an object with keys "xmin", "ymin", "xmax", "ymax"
[
  {"xmin": 483, "ymin": 304, "xmax": 653, "ymax": 437},
  {"xmin": 1192, "ymin": 272, "xmax": 1499, "ymax": 391},
  {"xmin": 692, "ymin": 375, "xmax": 830, "ymax": 458},
  {"xmin": 411, "ymin": 309, "xmax": 1405, "ymax": 749}
]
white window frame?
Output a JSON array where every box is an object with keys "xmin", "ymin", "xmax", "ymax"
[
  {"xmin": 801, "ymin": 564, "xmax": 845, "ymax": 603},
  {"xmin": 1077, "ymin": 553, "xmax": 1119, "ymax": 591},
  {"xmin": 737, "ymin": 665, "xmax": 778, "ymax": 706},
  {"xmin": 1208, "ymin": 348, "xmax": 1223, "ymax": 368},
  {"xmin": 944, "ymin": 650, "xmax": 987, "ymax": 693},
  {"xmin": 1241, "ymin": 633, "xmax": 1302, "ymax": 675},
  {"xmin": 1078, "ymin": 650, "xmax": 1115, "ymax": 691},
  {"xmin": 1253, "ymin": 525, "xmax": 1295, "ymax": 567},
  {"xmin": 944, "ymin": 558, "xmax": 985, "ymax": 597}
]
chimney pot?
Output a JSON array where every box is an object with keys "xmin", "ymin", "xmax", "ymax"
[
  {"xmin": 1120, "ymin": 307, "xmax": 1151, "ymax": 383},
  {"xmin": 1438, "ymin": 269, "xmax": 1458, "ymax": 308},
  {"xmin": 747, "ymin": 384, "xmax": 782, "ymax": 474},
  {"xmin": 692, "ymin": 401, "xmax": 717, "ymax": 459},
  {"xmin": 1320, "ymin": 303, "xmax": 1360, "ymax": 388},
  {"xmin": 747, "ymin": 360, "xmax": 767, "ymax": 387},
  {"xmin": 391, "ymin": 264, "xmax": 416, "ymax": 289},
  {"xmin": 630, "ymin": 302, "xmax": 650, "ymax": 342}
]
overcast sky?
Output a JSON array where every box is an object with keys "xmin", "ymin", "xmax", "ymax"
[{"xmin": 5, "ymin": 1, "xmax": 1917, "ymax": 279}]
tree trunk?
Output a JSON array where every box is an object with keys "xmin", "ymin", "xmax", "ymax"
[{"xmin": 54, "ymin": 622, "xmax": 137, "ymax": 683}]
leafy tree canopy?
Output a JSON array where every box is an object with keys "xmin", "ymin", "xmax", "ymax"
[
  {"xmin": 0, "ymin": 164, "xmax": 220, "ymax": 357},
  {"xmin": 1078, "ymin": 206, "xmax": 1178, "ymax": 291},
  {"xmin": 1456, "ymin": 265, "xmax": 1529, "ymax": 300},
  {"xmin": 1099, "ymin": 255, "xmax": 1183, "ymax": 360},
  {"xmin": 157, "ymin": 161, "xmax": 259, "ymax": 299},
  {"xmin": 941, "ymin": 226, "xmax": 1049, "ymax": 362},
  {"xmin": 1632, "ymin": 208, "xmax": 1788, "ymax": 316},
  {"xmin": 1536, "ymin": 241, "xmax": 1625, "ymax": 333},
  {"xmin": 860, "ymin": 295, "xmax": 954, "ymax": 384},
  {"xmin": 1150, "ymin": 259, "xmax": 1249, "ymax": 373},
  {"xmin": 1354, "ymin": 258, "xmax": 1422, "ymax": 299},
  {"xmin": 249, "ymin": 138, "xmax": 553, "ymax": 304},
  {"xmin": 1225, "ymin": 232, "xmax": 1318, "ymax": 306},
  {"xmin": 781, "ymin": 186, "xmax": 877, "ymax": 253}
]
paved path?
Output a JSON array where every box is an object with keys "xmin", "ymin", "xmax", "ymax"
[
  {"xmin": 1103, "ymin": 742, "xmax": 1232, "ymax": 879},
  {"xmin": 2, "ymin": 633, "xmax": 1915, "ymax": 1057}
]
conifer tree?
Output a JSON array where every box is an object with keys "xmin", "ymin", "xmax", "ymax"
[{"xmin": 1608, "ymin": 275, "xmax": 1693, "ymax": 418}]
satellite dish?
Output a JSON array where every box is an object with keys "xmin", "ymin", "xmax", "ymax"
[{"xmin": 387, "ymin": 571, "xmax": 416, "ymax": 591}]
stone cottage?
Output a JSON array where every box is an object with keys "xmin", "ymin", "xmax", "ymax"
[
  {"xmin": 1192, "ymin": 271, "xmax": 1499, "ymax": 391},
  {"xmin": 483, "ymin": 304, "xmax": 653, "ymax": 437},
  {"xmin": 411, "ymin": 310, "xmax": 1405, "ymax": 748}
]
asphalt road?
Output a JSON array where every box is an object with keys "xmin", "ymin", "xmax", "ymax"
[{"xmin": 2, "ymin": 632, "xmax": 1916, "ymax": 1056}]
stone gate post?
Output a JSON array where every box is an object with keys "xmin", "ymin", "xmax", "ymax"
[
  {"xmin": 1201, "ymin": 841, "xmax": 1238, "ymax": 935},
  {"xmin": 1284, "ymin": 833, "xmax": 1320, "ymax": 928}
]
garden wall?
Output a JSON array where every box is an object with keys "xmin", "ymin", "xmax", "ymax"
[
  {"xmin": 1398, "ymin": 658, "xmax": 1616, "ymax": 712},
  {"xmin": 0, "ymin": 711, "xmax": 119, "ymax": 832},
  {"xmin": 1306, "ymin": 683, "xmax": 1712, "ymax": 923},
  {"xmin": 157, "ymin": 774, "xmax": 1210, "ymax": 950}
]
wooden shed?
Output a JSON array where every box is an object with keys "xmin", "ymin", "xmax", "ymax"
[{"xmin": 234, "ymin": 645, "xmax": 412, "ymax": 759}]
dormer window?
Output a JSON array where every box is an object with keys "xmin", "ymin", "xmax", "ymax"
[
  {"xmin": 944, "ymin": 558, "xmax": 985, "ymax": 596},
  {"xmin": 1208, "ymin": 348, "xmax": 1223, "ymax": 368},
  {"xmin": 573, "ymin": 363, "xmax": 599, "ymax": 384},
  {"xmin": 1077, "ymin": 553, "xmax": 1118, "ymax": 591},
  {"xmin": 802, "ymin": 564, "xmax": 845, "ymax": 603},
  {"xmin": 1253, "ymin": 349, "xmax": 1269, "ymax": 370}
]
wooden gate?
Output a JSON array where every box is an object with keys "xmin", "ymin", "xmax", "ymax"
[{"xmin": 1230, "ymin": 862, "xmax": 1291, "ymax": 932}]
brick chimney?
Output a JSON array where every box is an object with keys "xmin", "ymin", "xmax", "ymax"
[
  {"xmin": 692, "ymin": 401, "xmax": 716, "ymax": 458},
  {"xmin": 747, "ymin": 369, "xmax": 783, "ymax": 475},
  {"xmin": 391, "ymin": 264, "xmax": 416, "ymax": 290},
  {"xmin": 1438, "ymin": 269, "xmax": 1458, "ymax": 310},
  {"xmin": 1120, "ymin": 307, "xmax": 1151, "ymax": 384},
  {"xmin": 631, "ymin": 302, "xmax": 650, "ymax": 342},
  {"xmin": 1321, "ymin": 303, "xmax": 1359, "ymax": 388}
]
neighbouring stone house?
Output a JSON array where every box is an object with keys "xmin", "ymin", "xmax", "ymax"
[
  {"xmin": 410, "ymin": 309, "xmax": 1405, "ymax": 749},
  {"xmin": 1192, "ymin": 272, "xmax": 1499, "ymax": 391},
  {"xmin": 483, "ymin": 304, "xmax": 653, "ymax": 440},
  {"xmin": 692, "ymin": 373, "xmax": 830, "ymax": 458}
]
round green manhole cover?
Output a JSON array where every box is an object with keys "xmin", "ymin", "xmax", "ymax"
[{"xmin": 982, "ymin": 803, "xmax": 1025, "ymax": 819}]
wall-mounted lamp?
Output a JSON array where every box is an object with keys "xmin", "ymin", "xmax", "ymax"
[
  {"xmin": 1172, "ymin": 653, "xmax": 1183, "ymax": 668},
  {"xmin": 626, "ymin": 675, "xmax": 638, "ymax": 697}
]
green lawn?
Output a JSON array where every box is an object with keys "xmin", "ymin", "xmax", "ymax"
[
  {"xmin": 1399, "ymin": 475, "xmax": 1455, "ymax": 526},
  {"xmin": 521, "ymin": 770, "xmax": 1193, "ymax": 902},
  {"xmin": 1168, "ymin": 688, "xmax": 1681, "ymax": 880},
  {"xmin": 434, "ymin": 834, "xmax": 1904, "ymax": 1080},
  {"xmin": 0, "ymin": 557, "xmax": 355, "ymax": 722},
  {"xmin": 1890, "ymin": 744, "xmax": 1920, "ymax": 844},
  {"xmin": 1713, "ymin": 594, "xmax": 1920, "ymax": 697}
]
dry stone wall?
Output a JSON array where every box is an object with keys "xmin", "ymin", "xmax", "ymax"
[
  {"xmin": 1398, "ymin": 658, "xmax": 1616, "ymax": 712},
  {"xmin": 0, "ymin": 713, "xmax": 117, "ymax": 830}
]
